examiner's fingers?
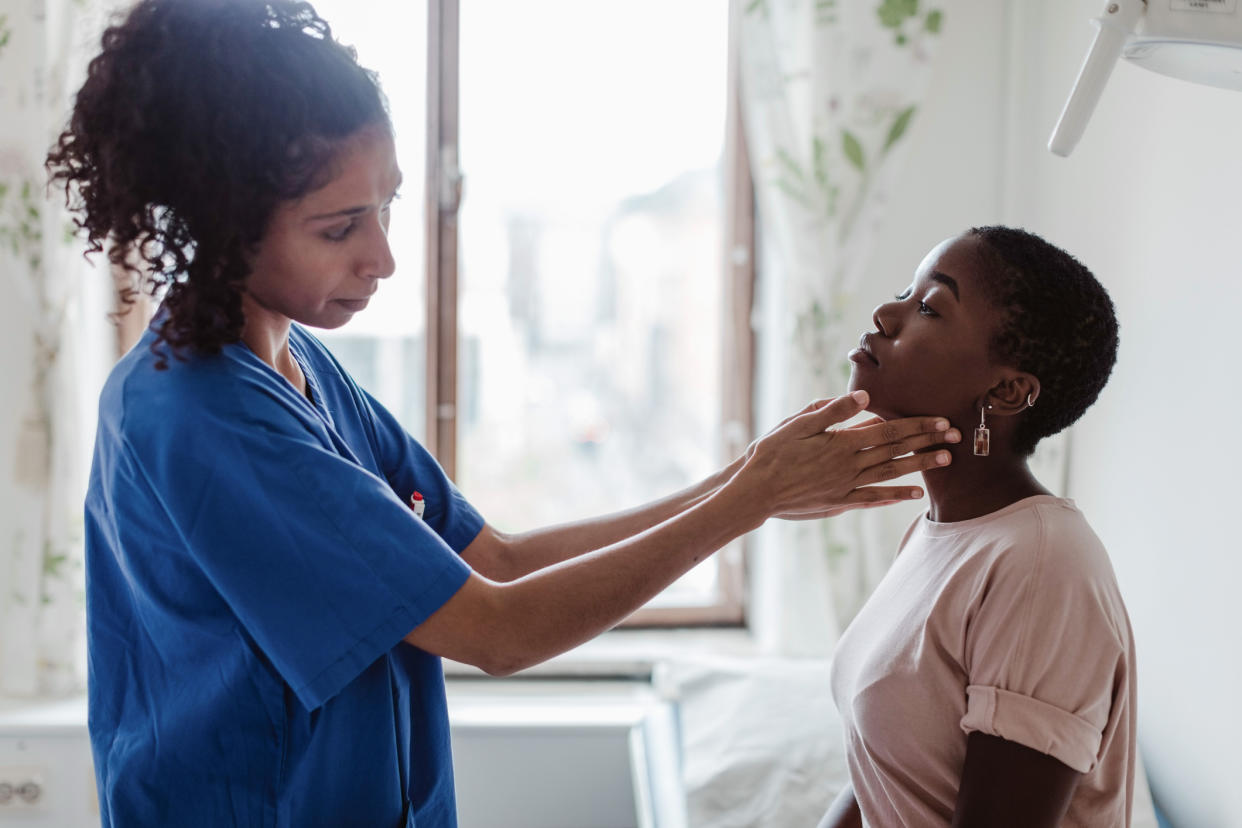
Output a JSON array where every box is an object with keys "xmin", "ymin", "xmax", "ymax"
[
  {"xmin": 779, "ymin": 397, "xmax": 836, "ymax": 429},
  {"xmin": 801, "ymin": 398, "xmax": 835, "ymax": 414},
  {"xmin": 776, "ymin": 485, "xmax": 926, "ymax": 520},
  {"xmin": 775, "ymin": 501, "xmax": 901, "ymax": 521},
  {"xmin": 852, "ymin": 449, "xmax": 952, "ymax": 486},
  {"xmin": 851, "ymin": 498, "xmax": 907, "ymax": 510},
  {"xmin": 840, "ymin": 485, "xmax": 925, "ymax": 505},
  {"xmin": 857, "ymin": 426, "xmax": 961, "ymax": 462},
  {"xmin": 845, "ymin": 414, "xmax": 952, "ymax": 451},
  {"xmin": 846, "ymin": 415, "xmax": 886, "ymax": 430},
  {"xmin": 788, "ymin": 391, "xmax": 869, "ymax": 437}
]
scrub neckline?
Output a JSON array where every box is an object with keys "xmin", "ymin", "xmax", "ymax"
[
  {"xmin": 234, "ymin": 327, "xmax": 325, "ymax": 413},
  {"xmin": 287, "ymin": 329, "xmax": 324, "ymax": 409}
]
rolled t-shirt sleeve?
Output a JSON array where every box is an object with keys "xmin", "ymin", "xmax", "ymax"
[
  {"xmin": 132, "ymin": 383, "xmax": 472, "ymax": 712},
  {"xmin": 958, "ymin": 511, "xmax": 1128, "ymax": 773}
]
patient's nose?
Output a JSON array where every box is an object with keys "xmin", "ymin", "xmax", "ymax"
[{"xmin": 872, "ymin": 303, "xmax": 896, "ymax": 337}]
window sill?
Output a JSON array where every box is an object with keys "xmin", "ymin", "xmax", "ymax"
[
  {"xmin": 443, "ymin": 626, "xmax": 758, "ymax": 680},
  {"xmin": 0, "ymin": 631, "xmax": 760, "ymax": 725},
  {"xmin": 0, "ymin": 693, "xmax": 88, "ymax": 733}
]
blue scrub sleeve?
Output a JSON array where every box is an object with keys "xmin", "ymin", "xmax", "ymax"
[
  {"xmin": 133, "ymin": 386, "xmax": 473, "ymax": 711},
  {"xmin": 355, "ymin": 385, "xmax": 481, "ymax": 553},
  {"xmin": 292, "ymin": 326, "xmax": 483, "ymax": 553}
]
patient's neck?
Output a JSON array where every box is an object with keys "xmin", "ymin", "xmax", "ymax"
[{"xmin": 920, "ymin": 448, "xmax": 1050, "ymax": 524}]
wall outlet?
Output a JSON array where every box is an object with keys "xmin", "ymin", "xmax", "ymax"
[{"xmin": 0, "ymin": 766, "xmax": 47, "ymax": 811}]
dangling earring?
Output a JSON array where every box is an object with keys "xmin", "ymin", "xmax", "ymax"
[{"xmin": 973, "ymin": 404, "xmax": 992, "ymax": 456}]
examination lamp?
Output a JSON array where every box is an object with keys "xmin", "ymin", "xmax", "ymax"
[{"xmin": 1050, "ymin": 0, "xmax": 1242, "ymax": 157}]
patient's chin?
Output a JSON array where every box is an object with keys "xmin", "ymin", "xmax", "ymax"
[
  {"xmin": 858, "ymin": 397, "xmax": 902, "ymax": 422},
  {"xmin": 847, "ymin": 375, "xmax": 883, "ymax": 413},
  {"xmin": 846, "ymin": 370, "xmax": 868, "ymax": 397}
]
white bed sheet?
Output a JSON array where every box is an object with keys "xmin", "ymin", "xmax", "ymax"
[{"xmin": 656, "ymin": 655, "xmax": 1158, "ymax": 828}]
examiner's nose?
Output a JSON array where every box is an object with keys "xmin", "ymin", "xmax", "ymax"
[
  {"xmin": 363, "ymin": 220, "xmax": 396, "ymax": 281},
  {"xmin": 374, "ymin": 238, "xmax": 395, "ymax": 280}
]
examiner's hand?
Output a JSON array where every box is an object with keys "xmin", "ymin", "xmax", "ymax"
[{"xmin": 733, "ymin": 390, "xmax": 959, "ymax": 522}]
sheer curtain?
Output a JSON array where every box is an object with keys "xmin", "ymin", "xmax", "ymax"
[
  {"xmin": 739, "ymin": 0, "xmax": 948, "ymax": 654},
  {"xmin": 0, "ymin": 0, "xmax": 110, "ymax": 697}
]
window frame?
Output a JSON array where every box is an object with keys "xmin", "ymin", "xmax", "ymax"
[{"xmin": 424, "ymin": 0, "xmax": 755, "ymax": 627}]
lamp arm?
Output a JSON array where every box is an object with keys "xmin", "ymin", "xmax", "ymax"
[{"xmin": 1048, "ymin": 0, "xmax": 1146, "ymax": 157}]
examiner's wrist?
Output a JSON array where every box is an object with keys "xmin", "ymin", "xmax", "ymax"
[
  {"xmin": 711, "ymin": 468, "xmax": 769, "ymax": 535},
  {"xmin": 714, "ymin": 453, "xmax": 747, "ymax": 492}
]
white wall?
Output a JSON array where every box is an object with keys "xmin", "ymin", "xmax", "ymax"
[
  {"xmin": 749, "ymin": 0, "xmax": 1014, "ymax": 651},
  {"xmin": 859, "ymin": 1, "xmax": 1009, "ymax": 306},
  {"xmin": 0, "ymin": 285, "xmax": 34, "ymax": 541},
  {"xmin": 812, "ymin": 2, "xmax": 1242, "ymax": 823},
  {"xmin": 1000, "ymin": 6, "xmax": 1242, "ymax": 826}
]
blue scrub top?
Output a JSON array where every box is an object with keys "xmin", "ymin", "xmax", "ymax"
[{"xmin": 85, "ymin": 322, "xmax": 483, "ymax": 827}]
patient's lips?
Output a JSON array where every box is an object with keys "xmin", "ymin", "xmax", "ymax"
[{"xmin": 848, "ymin": 332, "xmax": 880, "ymax": 366}]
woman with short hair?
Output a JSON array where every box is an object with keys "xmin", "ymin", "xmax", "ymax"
[{"xmin": 823, "ymin": 227, "xmax": 1135, "ymax": 828}]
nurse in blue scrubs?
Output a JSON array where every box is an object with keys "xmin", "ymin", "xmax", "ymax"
[{"xmin": 47, "ymin": 1, "xmax": 959, "ymax": 825}]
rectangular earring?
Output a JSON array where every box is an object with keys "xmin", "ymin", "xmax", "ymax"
[{"xmin": 973, "ymin": 405, "xmax": 990, "ymax": 457}]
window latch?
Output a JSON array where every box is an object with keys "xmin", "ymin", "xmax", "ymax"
[{"xmin": 439, "ymin": 146, "xmax": 464, "ymax": 214}]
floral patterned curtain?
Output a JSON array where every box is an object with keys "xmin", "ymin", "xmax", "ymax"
[
  {"xmin": 739, "ymin": 0, "xmax": 947, "ymax": 653},
  {"xmin": 0, "ymin": 0, "xmax": 108, "ymax": 697}
]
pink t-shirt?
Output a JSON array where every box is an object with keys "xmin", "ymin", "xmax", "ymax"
[{"xmin": 830, "ymin": 495, "xmax": 1136, "ymax": 827}]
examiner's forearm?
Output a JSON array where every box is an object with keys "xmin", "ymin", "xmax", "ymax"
[
  {"xmin": 410, "ymin": 477, "xmax": 764, "ymax": 675},
  {"xmin": 474, "ymin": 457, "xmax": 742, "ymax": 580}
]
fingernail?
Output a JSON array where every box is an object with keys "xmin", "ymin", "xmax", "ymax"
[
  {"xmin": 946, "ymin": 429, "xmax": 961, "ymax": 443},
  {"xmin": 937, "ymin": 451, "xmax": 950, "ymax": 465},
  {"xmin": 935, "ymin": 419, "xmax": 950, "ymax": 431},
  {"xmin": 851, "ymin": 390, "xmax": 869, "ymax": 405},
  {"xmin": 910, "ymin": 488, "xmax": 924, "ymax": 498}
]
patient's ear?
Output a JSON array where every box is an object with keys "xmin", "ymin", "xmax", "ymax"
[{"xmin": 987, "ymin": 372, "xmax": 1040, "ymax": 417}]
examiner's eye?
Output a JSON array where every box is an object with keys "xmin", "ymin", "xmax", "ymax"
[
  {"xmin": 323, "ymin": 222, "xmax": 356, "ymax": 242},
  {"xmin": 918, "ymin": 301, "xmax": 938, "ymax": 317}
]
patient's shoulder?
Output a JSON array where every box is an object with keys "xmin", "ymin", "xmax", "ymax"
[
  {"xmin": 1026, "ymin": 497, "xmax": 1115, "ymax": 580},
  {"xmin": 934, "ymin": 496, "xmax": 1121, "ymax": 600}
]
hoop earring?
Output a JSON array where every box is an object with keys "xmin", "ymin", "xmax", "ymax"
[
  {"xmin": 1026, "ymin": 393, "xmax": 1036, "ymax": 408},
  {"xmin": 973, "ymin": 404, "xmax": 992, "ymax": 457}
]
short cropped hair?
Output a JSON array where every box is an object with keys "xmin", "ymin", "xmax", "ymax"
[
  {"xmin": 968, "ymin": 226, "xmax": 1120, "ymax": 456},
  {"xmin": 47, "ymin": 0, "xmax": 390, "ymax": 361}
]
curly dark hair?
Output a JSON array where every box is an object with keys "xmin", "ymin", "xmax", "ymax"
[
  {"xmin": 968, "ymin": 226, "xmax": 1119, "ymax": 456},
  {"xmin": 46, "ymin": 0, "xmax": 390, "ymax": 363}
]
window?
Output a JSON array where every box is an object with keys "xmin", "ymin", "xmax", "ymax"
[
  {"xmin": 292, "ymin": 0, "xmax": 752, "ymax": 624},
  {"xmin": 312, "ymin": 1, "xmax": 431, "ymax": 441}
]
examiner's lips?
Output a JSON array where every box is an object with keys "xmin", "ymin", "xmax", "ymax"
[
  {"xmin": 335, "ymin": 297, "xmax": 371, "ymax": 312},
  {"xmin": 847, "ymin": 332, "xmax": 879, "ymax": 366}
]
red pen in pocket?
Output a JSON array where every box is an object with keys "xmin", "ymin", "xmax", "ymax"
[{"xmin": 409, "ymin": 491, "xmax": 426, "ymax": 520}]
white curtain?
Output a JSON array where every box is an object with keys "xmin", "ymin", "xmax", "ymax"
[
  {"xmin": 738, "ymin": 0, "xmax": 948, "ymax": 654},
  {"xmin": 0, "ymin": 0, "xmax": 109, "ymax": 697}
]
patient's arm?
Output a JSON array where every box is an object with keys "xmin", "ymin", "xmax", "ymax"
[
  {"xmin": 817, "ymin": 783, "xmax": 862, "ymax": 828},
  {"xmin": 951, "ymin": 732, "xmax": 1082, "ymax": 828}
]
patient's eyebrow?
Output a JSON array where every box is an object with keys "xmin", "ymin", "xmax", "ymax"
[{"xmin": 930, "ymin": 271, "xmax": 960, "ymax": 301}]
